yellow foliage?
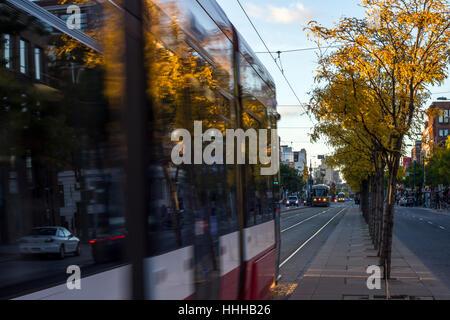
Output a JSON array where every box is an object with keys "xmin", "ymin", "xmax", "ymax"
[{"xmin": 306, "ymin": 0, "xmax": 449, "ymax": 184}]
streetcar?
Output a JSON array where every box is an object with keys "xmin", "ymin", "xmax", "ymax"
[
  {"xmin": 337, "ymin": 192, "xmax": 346, "ymax": 202},
  {"xmin": 311, "ymin": 185, "xmax": 331, "ymax": 207},
  {"xmin": 0, "ymin": 0, "xmax": 281, "ymax": 300}
]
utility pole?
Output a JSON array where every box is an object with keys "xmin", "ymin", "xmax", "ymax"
[
  {"xmin": 423, "ymin": 158, "xmax": 425, "ymax": 188},
  {"xmin": 423, "ymin": 153, "xmax": 426, "ymax": 207},
  {"xmin": 308, "ymin": 159, "xmax": 313, "ymax": 205},
  {"xmin": 413, "ymin": 160, "xmax": 417, "ymax": 206}
]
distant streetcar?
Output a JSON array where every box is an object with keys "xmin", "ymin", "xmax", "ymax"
[{"xmin": 312, "ymin": 185, "xmax": 331, "ymax": 207}]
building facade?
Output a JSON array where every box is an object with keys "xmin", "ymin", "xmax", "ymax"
[
  {"xmin": 281, "ymin": 145, "xmax": 294, "ymax": 166},
  {"xmin": 422, "ymin": 98, "xmax": 450, "ymax": 158},
  {"xmin": 411, "ymin": 140, "xmax": 423, "ymax": 164},
  {"xmin": 402, "ymin": 156, "xmax": 412, "ymax": 169},
  {"xmin": 313, "ymin": 158, "xmax": 341, "ymax": 185},
  {"xmin": 293, "ymin": 149, "xmax": 307, "ymax": 173},
  {"xmin": 1, "ymin": 3, "xmax": 56, "ymax": 243}
]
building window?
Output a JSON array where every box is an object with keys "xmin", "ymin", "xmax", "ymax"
[
  {"xmin": 445, "ymin": 110, "xmax": 450, "ymax": 124},
  {"xmin": 34, "ymin": 47, "xmax": 41, "ymax": 80},
  {"xmin": 439, "ymin": 129, "xmax": 444, "ymax": 137},
  {"xmin": 20, "ymin": 39, "xmax": 29, "ymax": 74},
  {"xmin": 445, "ymin": 129, "xmax": 449, "ymax": 137},
  {"xmin": 3, "ymin": 34, "xmax": 11, "ymax": 68}
]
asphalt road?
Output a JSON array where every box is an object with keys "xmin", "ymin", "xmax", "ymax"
[
  {"xmin": 277, "ymin": 203, "xmax": 352, "ymax": 295},
  {"xmin": 394, "ymin": 205, "xmax": 450, "ymax": 291}
]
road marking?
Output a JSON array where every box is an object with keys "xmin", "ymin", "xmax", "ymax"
[
  {"xmin": 419, "ymin": 218, "xmax": 423, "ymax": 221},
  {"xmin": 279, "ymin": 207, "xmax": 346, "ymax": 268},
  {"xmin": 281, "ymin": 210, "xmax": 329, "ymax": 233},
  {"xmin": 439, "ymin": 226, "xmax": 445, "ymax": 230},
  {"xmin": 282, "ymin": 209, "xmax": 310, "ymax": 221},
  {"xmin": 428, "ymin": 221, "xmax": 433, "ymax": 225}
]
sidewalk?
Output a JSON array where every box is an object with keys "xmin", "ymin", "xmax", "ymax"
[{"xmin": 288, "ymin": 207, "xmax": 450, "ymax": 300}]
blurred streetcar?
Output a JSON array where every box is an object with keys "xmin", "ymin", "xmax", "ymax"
[{"xmin": 0, "ymin": 0, "xmax": 281, "ymax": 300}]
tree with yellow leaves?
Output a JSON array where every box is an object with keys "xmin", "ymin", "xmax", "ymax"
[{"xmin": 307, "ymin": 0, "xmax": 450, "ymax": 278}]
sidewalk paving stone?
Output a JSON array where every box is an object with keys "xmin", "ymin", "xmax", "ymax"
[{"xmin": 287, "ymin": 207, "xmax": 450, "ymax": 300}]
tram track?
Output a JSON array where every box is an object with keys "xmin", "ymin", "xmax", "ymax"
[
  {"xmin": 281, "ymin": 207, "xmax": 316, "ymax": 222},
  {"xmin": 281, "ymin": 209, "xmax": 330, "ymax": 233},
  {"xmin": 279, "ymin": 207, "xmax": 347, "ymax": 269}
]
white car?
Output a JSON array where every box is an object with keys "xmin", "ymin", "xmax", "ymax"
[
  {"xmin": 399, "ymin": 197, "xmax": 414, "ymax": 207},
  {"xmin": 19, "ymin": 227, "xmax": 80, "ymax": 259},
  {"xmin": 286, "ymin": 196, "xmax": 300, "ymax": 207}
]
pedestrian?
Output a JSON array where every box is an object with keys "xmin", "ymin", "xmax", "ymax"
[
  {"xmin": 435, "ymin": 191, "xmax": 440, "ymax": 210},
  {"xmin": 445, "ymin": 187, "xmax": 450, "ymax": 207}
]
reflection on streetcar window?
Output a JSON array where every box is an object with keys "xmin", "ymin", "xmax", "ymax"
[
  {"xmin": 0, "ymin": 0, "xmax": 127, "ymax": 299},
  {"xmin": 0, "ymin": 0, "xmax": 279, "ymax": 300}
]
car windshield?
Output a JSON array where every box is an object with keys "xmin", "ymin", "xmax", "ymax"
[
  {"xmin": 288, "ymin": 197, "xmax": 297, "ymax": 201},
  {"xmin": 31, "ymin": 228, "xmax": 57, "ymax": 236}
]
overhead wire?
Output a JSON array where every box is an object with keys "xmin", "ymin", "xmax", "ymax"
[
  {"xmin": 254, "ymin": 45, "xmax": 342, "ymax": 54},
  {"xmin": 235, "ymin": 0, "xmax": 315, "ymax": 123}
]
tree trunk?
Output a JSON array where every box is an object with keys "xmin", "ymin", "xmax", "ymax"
[
  {"xmin": 361, "ymin": 180, "xmax": 369, "ymax": 222},
  {"xmin": 375, "ymin": 167, "xmax": 384, "ymax": 253},
  {"xmin": 380, "ymin": 153, "xmax": 401, "ymax": 279},
  {"xmin": 369, "ymin": 175, "xmax": 377, "ymax": 243}
]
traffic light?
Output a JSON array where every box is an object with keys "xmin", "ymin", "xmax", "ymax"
[{"xmin": 302, "ymin": 167, "xmax": 308, "ymax": 181}]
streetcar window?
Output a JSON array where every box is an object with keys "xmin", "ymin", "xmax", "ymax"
[
  {"xmin": 0, "ymin": 1, "xmax": 128, "ymax": 299},
  {"xmin": 240, "ymin": 56, "xmax": 275, "ymax": 227},
  {"xmin": 313, "ymin": 189, "xmax": 329, "ymax": 197},
  {"xmin": 0, "ymin": 0, "xmax": 278, "ymax": 300}
]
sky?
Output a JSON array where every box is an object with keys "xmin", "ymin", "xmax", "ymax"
[{"xmin": 216, "ymin": 0, "xmax": 450, "ymax": 168}]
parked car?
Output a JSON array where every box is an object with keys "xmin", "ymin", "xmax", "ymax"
[
  {"xmin": 399, "ymin": 197, "xmax": 414, "ymax": 207},
  {"xmin": 19, "ymin": 227, "xmax": 80, "ymax": 259},
  {"xmin": 286, "ymin": 196, "xmax": 300, "ymax": 207}
]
